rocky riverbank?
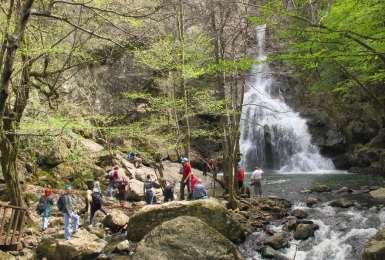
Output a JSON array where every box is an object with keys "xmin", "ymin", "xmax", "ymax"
[{"xmin": 240, "ymin": 176, "xmax": 385, "ymax": 260}]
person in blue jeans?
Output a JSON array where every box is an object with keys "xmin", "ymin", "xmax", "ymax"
[
  {"xmin": 58, "ymin": 184, "xmax": 79, "ymax": 240},
  {"xmin": 143, "ymin": 175, "xmax": 155, "ymax": 205}
]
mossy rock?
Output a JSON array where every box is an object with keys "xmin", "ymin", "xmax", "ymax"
[
  {"xmin": 126, "ymin": 198, "xmax": 246, "ymax": 244},
  {"xmin": 134, "ymin": 216, "xmax": 242, "ymax": 260}
]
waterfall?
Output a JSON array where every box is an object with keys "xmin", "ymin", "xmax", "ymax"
[{"xmin": 239, "ymin": 25, "xmax": 334, "ymax": 172}]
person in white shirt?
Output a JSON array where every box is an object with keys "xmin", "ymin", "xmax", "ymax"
[{"xmin": 251, "ymin": 167, "xmax": 263, "ymax": 197}]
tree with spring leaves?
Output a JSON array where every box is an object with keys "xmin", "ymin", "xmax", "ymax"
[{"xmin": 0, "ymin": 0, "xmax": 162, "ymax": 206}]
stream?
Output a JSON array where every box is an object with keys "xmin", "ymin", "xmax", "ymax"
[{"xmin": 240, "ymin": 171, "xmax": 385, "ymax": 260}]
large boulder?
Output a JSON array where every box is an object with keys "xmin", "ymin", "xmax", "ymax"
[
  {"xmin": 264, "ymin": 232, "xmax": 289, "ymax": 250},
  {"xmin": 294, "ymin": 223, "xmax": 319, "ymax": 240},
  {"xmin": 291, "ymin": 208, "xmax": 308, "ymax": 219},
  {"xmin": 0, "ymin": 251, "xmax": 15, "ymax": 260},
  {"xmin": 370, "ymin": 188, "xmax": 385, "ymax": 200},
  {"xmin": 126, "ymin": 198, "xmax": 246, "ymax": 243},
  {"xmin": 330, "ymin": 198, "xmax": 354, "ymax": 208},
  {"xmin": 36, "ymin": 229, "xmax": 107, "ymax": 260},
  {"xmin": 37, "ymin": 141, "xmax": 70, "ymax": 168},
  {"xmin": 133, "ymin": 216, "xmax": 242, "ymax": 260},
  {"xmin": 102, "ymin": 209, "xmax": 129, "ymax": 232},
  {"xmin": 362, "ymin": 228, "xmax": 385, "ymax": 260}
]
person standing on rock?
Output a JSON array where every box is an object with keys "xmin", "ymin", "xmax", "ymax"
[
  {"xmin": 79, "ymin": 189, "xmax": 92, "ymax": 224},
  {"xmin": 179, "ymin": 157, "xmax": 192, "ymax": 200},
  {"xmin": 143, "ymin": 175, "xmax": 155, "ymax": 204},
  {"xmin": 37, "ymin": 188, "xmax": 54, "ymax": 231},
  {"xmin": 57, "ymin": 184, "xmax": 79, "ymax": 240},
  {"xmin": 106, "ymin": 166, "xmax": 121, "ymax": 198},
  {"xmin": 203, "ymin": 159, "xmax": 215, "ymax": 177},
  {"xmin": 163, "ymin": 180, "xmax": 175, "ymax": 202},
  {"xmin": 251, "ymin": 167, "xmax": 263, "ymax": 197},
  {"xmin": 90, "ymin": 185, "xmax": 107, "ymax": 223},
  {"xmin": 237, "ymin": 165, "xmax": 245, "ymax": 192}
]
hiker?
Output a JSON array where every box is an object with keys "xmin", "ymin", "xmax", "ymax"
[
  {"xmin": 251, "ymin": 166, "xmax": 263, "ymax": 197},
  {"xmin": 143, "ymin": 175, "xmax": 155, "ymax": 205},
  {"xmin": 57, "ymin": 184, "xmax": 79, "ymax": 240},
  {"xmin": 90, "ymin": 185, "xmax": 107, "ymax": 223},
  {"xmin": 133, "ymin": 153, "xmax": 143, "ymax": 168},
  {"xmin": 163, "ymin": 181, "xmax": 175, "ymax": 202},
  {"xmin": 237, "ymin": 165, "xmax": 245, "ymax": 192},
  {"xmin": 106, "ymin": 166, "xmax": 121, "ymax": 198},
  {"xmin": 118, "ymin": 175, "xmax": 130, "ymax": 202},
  {"xmin": 192, "ymin": 179, "xmax": 208, "ymax": 200},
  {"xmin": 179, "ymin": 157, "xmax": 192, "ymax": 200},
  {"xmin": 79, "ymin": 189, "xmax": 92, "ymax": 224},
  {"xmin": 203, "ymin": 159, "xmax": 215, "ymax": 176},
  {"xmin": 37, "ymin": 188, "xmax": 54, "ymax": 231},
  {"xmin": 127, "ymin": 151, "xmax": 135, "ymax": 161}
]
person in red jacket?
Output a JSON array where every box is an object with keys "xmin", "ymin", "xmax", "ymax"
[
  {"xmin": 180, "ymin": 157, "xmax": 192, "ymax": 200},
  {"xmin": 237, "ymin": 165, "xmax": 245, "ymax": 191}
]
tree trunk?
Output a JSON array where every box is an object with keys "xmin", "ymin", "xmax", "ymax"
[
  {"xmin": 0, "ymin": 0, "xmax": 35, "ymax": 207},
  {"xmin": 175, "ymin": 0, "xmax": 191, "ymax": 157},
  {"xmin": 0, "ymin": 134, "xmax": 24, "ymax": 206}
]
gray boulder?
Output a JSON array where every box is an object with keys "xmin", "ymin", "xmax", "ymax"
[
  {"xmin": 102, "ymin": 209, "xmax": 129, "ymax": 232},
  {"xmin": 370, "ymin": 188, "xmax": 385, "ymax": 200},
  {"xmin": 126, "ymin": 198, "xmax": 246, "ymax": 243},
  {"xmin": 36, "ymin": 229, "xmax": 107, "ymax": 260},
  {"xmin": 362, "ymin": 228, "xmax": 385, "ymax": 260},
  {"xmin": 294, "ymin": 223, "xmax": 319, "ymax": 240},
  {"xmin": 305, "ymin": 197, "xmax": 320, "ymax": 207},
  {"xmin": 134, "ymin": 216, "xmax": 242, "ymax": 260},
  {"xmin": 291, "ymin": 208, "xmax": 308, "ymax": 219},
  {"xmin": 330, "ymin": 198, "xmax": 354, "ymax": 208},
  {"xmin": 264, "ymin": 232, "xmax": 289, "ymax": 250}
]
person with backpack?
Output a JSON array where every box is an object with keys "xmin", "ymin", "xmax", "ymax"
[
  {"xmin": 90, "ymin": 186, "xmax": 107, "ymax": 223},
  {"xmin": 37, "ymin": 188, "xmax": 54, "ymax": 231},
  {"xmin": 106, "ymin": 166, "xmax": 121, "ymax": 198},
  {"xmin": 163, "ymin": 180, "xmax": 175, "ymax": 202},
  {"xmin": 57, "ymin": 184, "xmax": 79, "ymax": 240}
]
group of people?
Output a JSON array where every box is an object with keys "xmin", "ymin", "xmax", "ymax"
[
  {"xmin": 237, "ymin": 165, "xmax": 263, "ymax": 197},
  {"xmin": 127, "ymin": 152, "xmax": 143, "ymax": 168},
  {"xmin": 37, "ymin": 181, "xmax": 108, "ymax": 240},
  {"xmin": 36, "ymin": 156, "xmax": 263, "ymax": 241},
  {"xmin": 179, "ymin": 157, "xmax": 208, "ymax": 200}
]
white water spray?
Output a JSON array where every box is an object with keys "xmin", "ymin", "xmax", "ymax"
[{"xmin": 239, "ymin": 25, "xmax": 334, "ymax": 172}]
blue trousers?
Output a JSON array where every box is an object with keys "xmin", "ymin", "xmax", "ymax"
[
  {"xmin": 42, "ymin": 215, "xmax": 49, "ymax": 230},
  {"xmin": 64, "ymin": 212, "xmax": 79, "ymax": 240},
  {"xmin": 145, "ymin": 190, "xmax": 154, "ymax": 205}
]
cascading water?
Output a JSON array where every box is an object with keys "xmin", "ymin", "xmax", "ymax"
[{"xmin": 239, "ymin": 25, "xmax": 334, "ymax": 172}]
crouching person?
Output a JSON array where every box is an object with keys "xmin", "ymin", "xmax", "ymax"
[
  {"xmin": 58, "ymin": 184, "xmax": 79, "ymax": 240},
  {"xmin": 192, "ymin": 179, "xmax": 208, "ymax": 200}
]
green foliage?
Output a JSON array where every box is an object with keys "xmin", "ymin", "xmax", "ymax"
[{"xmin": 256, "ymin": 0, "xmax": 385, "ymax": 101}]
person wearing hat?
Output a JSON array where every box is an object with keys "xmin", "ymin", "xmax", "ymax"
[
  {"xmin": 57, "ymin": 184, "xmax": 79, "ymax": 240},
  {"xmin": 179, "ymin": 157, "xmax": 192, "ymax": 200}
]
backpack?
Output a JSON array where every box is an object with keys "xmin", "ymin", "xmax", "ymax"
[
  {"xmin": 92, "ymin": 191, "xmax": 102, "ymax": 205},
  {"xmin": 57, "ymin": 195, "xmax": 66, "ymax": 213},
  {"xmin": 36, "ymin": 197, "xmax": 47, "ymax": 215}
]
